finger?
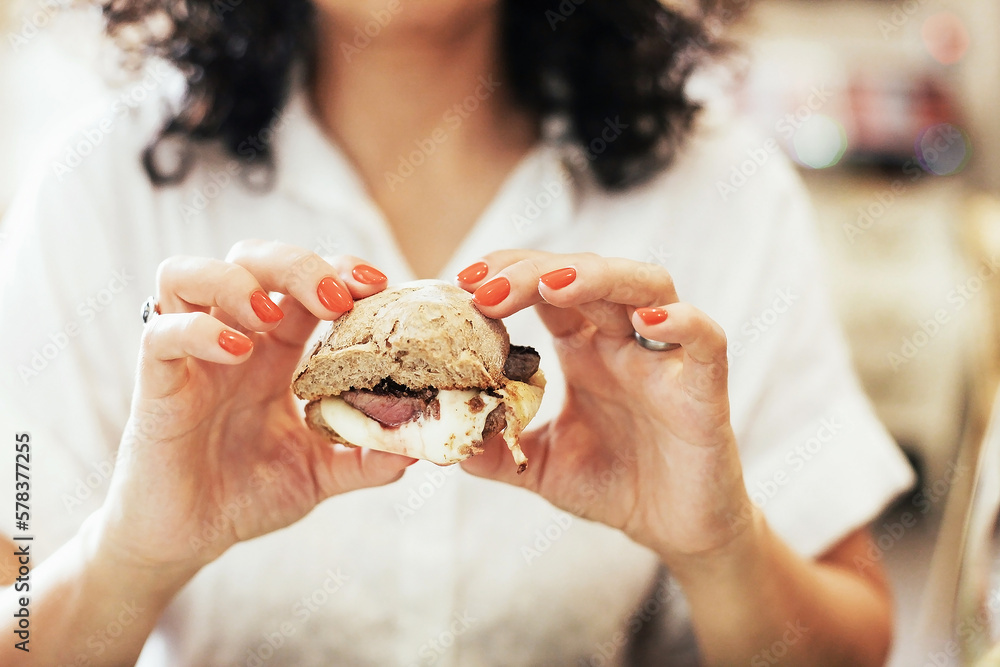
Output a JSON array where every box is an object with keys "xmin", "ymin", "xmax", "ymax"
[
  {"xmin": 157, "ymin": 256, "xmax": 284, "ymax": 332},
  {"xmin": 266, "ymin": 295, "xmax": 322, "ymax": 350},
  {"xmin": 312, "ymin": 440, "xmax": 418, "ymax": 497},
  {"xmin": 462, "ymin": 252, "xmax": 678, "ymax": 337},
  {"xmin": 225, "ymin": 240, "xmax": 388, "ymax": 319},
  {"xmin": 454, "ymin": 249, "xmax": 548, "ymax": 290},
  {"xmin": 459, "ymin": 428, "xmax": 551, "ymax": 497},
  {"xmin": 138, "ymin": 312, "xmax": 253, "ymax": 398},
  {"xmin": 632, "ymin": 302, "xmax": 728, "ymax": 400},
  {"xmin": 457, "ymin": 251, "xmax": 591, "ymax": 336},
  {"xmin": 268, "ymin": 255, "xmax": 389, "ymax": 348}
]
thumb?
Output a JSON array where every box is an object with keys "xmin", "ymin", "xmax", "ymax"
[{"xmin": 459, "ymin": 426, "xmax": 552, "ymax": 496}]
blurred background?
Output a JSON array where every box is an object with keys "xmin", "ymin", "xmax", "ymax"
[{"xmin": 2, "ymin": 0, "xmax": 999, "ymax": 664}]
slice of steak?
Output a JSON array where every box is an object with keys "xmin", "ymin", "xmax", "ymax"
[
  {"xmin": 504, "ymin": 345, "xmax": 540, "ymax": 383},
  {"xmin": 342, "ymin": 380, "xmax": 440, "ymax": 428},
  {"xmin": 482, "ymin": 404, "xmax": 507, "ymax": 440}
]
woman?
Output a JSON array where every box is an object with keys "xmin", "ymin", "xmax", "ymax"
[{"xmin": 0, "ymin": 0, "xmax": 915, "ymax": 664}]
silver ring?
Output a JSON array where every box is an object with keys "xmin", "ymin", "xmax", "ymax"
[
  {"xmin": 634, "ymin": 331, "xmax": 680, "ymax": 352},
  {"xmin": 140, "ymin": 296, "xmax": 160, "ymax": 324}
]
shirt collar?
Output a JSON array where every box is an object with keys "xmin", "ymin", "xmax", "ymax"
[{"xmin": 272, "ymin": 88, "xmax": 580, "ymax": 278}]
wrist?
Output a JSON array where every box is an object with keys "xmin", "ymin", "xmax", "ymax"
[
  {"xmin": 664, "ymin": 501, "xmax": 769, "ymax": 587},
  {"xmin": 80, "ymin": 509, "xmax": 202, "ymax": 603}
]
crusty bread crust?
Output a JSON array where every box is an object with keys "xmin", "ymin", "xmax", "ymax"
[{"xmin": 292, "ymin": 281, "xmax": 510, "ymax": 399}]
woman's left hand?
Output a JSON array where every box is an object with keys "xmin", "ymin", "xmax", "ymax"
[{"xmin": 456, "ymin": 250, "xmax": 754, "ymax": 562}]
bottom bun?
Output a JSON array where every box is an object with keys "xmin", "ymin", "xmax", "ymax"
[{"xmin": 305, "ymin": 372, "xmax": 545, "ymax": 472}]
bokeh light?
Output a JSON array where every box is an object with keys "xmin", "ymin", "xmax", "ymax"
[
  {"xmin": 916, "ymin": 123, "xmax": 972, "ymax": 176},
  {"xmin": 792, "ymin": 115, "xmax": 848, "ymax": 169},
  {"xmin": 921, "ymin": 12, "xmax": 970, "ymax": 65}
]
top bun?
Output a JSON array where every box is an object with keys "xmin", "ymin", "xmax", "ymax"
[{"xmin": 292, "ymin": 280, "xmax": 510, "ymax": 399}]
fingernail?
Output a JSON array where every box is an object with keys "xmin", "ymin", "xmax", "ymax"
[
  {"xmin": 219, "ymin": 330, "xmax": 253, "ymax": 356},
  {"xmin": 352, "ymin": 264, "xmax": 387, "ymax": 285},
  {"xmin": 636, "ymin": 307, "xmax": 668, "ymax": 326},
  {"xmin": 473, "ymin": 277, "xmax": 510, "ymax": 307},
  {"xmin": 540, "ymin": 267, "xmax": 577, "ymax": 290},
  {"xmin": 317, "ymin": 277, "xmax": 354, "ymax": 313},
  {"xmin": 250, "ymin": 290, "xmax": 283, "ymax": 323},
  {"xmin": 457, "ymin": 261, "xmax": 489, "ymax": 284}
]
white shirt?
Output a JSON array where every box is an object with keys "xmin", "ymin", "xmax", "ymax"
[{"xmin": 0, "ymin": 86, "xmax": 915, "ymax": 666}]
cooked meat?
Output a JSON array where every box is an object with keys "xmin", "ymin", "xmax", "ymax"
[
  {"xmin": 504, "ymin": 345, "xmax": 540, "ymax": 383},
  {"xmin": 482, "ymin": 404, "xmax": 507, "ymax": 440},
  {"xmin": 342, "ymin": 380, "xmax": 439, "ymax": 428}
]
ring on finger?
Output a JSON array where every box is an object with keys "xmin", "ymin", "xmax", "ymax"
[
  {"xmin": 634, "ymin": 331, "xmax": 680, "ymax": 352},
  {"xmin": 140, "ymin": 296, "xmax": 161, "ymax": 324}
]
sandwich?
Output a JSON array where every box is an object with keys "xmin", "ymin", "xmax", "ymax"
[{"xmin": 292, "ymin": 280, "xmax": 546, "ymax": 472}]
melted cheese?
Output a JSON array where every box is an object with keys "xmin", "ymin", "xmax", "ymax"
[{"xmin": 319, "ymin": 373, "xmax": 545, "ymax": 470}]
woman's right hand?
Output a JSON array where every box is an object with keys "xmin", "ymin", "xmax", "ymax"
[{"xmin": 89, "ymin": 240, "xmax": 415, "ymax": 578}]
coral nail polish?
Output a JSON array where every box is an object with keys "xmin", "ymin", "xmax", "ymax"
[
  {"xmin": 250, "ymin": 290, "xmax": 283, "ymax": 323},
  {"xmin": 473, "ymin": 277, "xmax": 510, "ymax": 307},
  {"xmin": 457, "ymin": 262, "xmax": 489, "ymax": 284},
  {"xmin": 540, "ymin": 267, "xmax": 577, "ymax": 290},
  {"xmin": 636, "ymin": 307, "xmax": 668, "ymax": 325},
  {"xmin": 352, "ymin": 264, "xmax": 387, "ymax": 285},
  {"xmin": 219, "ymin": 330, "xmax": 253, "ymax": 356},
  {"xmin": 317, "ymin": 277, "xmax": 354, "ymax": 313}
]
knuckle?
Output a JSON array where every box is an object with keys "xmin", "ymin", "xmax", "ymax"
[
  {"xmin": 287, "ymin": 250, "xmax": 326, "ymax": 287},
  {"xmin": 523, "ymin": 257, "xmax": 546, "ymax": 278},
  {"xmin": 653, "ymin": 263, "xmax": 674, "ymax": 286},
  {"xmin": 478, "ymin": 250, "xmax": 511, "ymax": 270},
  {"xmin": 330, "ymin": 254, "xmax": 362, "ymax": 271},
  {"xmin": 649, "ymin": 264, "xmax": 674, "ymax": 294},
  {"xmin": 226, "ymin": 238, "xmax": 262, "ymax": 262},
  {"xmin": 182, "ymin": 312, "xmax": 212, "ymax": 339},
  {"xmin": 219, "ymin": 263, "xmax": 253, "ymax": 291},
  {"xmin": 155, "ymin": 256, "xmax": 184, "ymax": 289},
  {"xmin": 578, "ymin": 252, "xmax": 603, "ymax": 271}
]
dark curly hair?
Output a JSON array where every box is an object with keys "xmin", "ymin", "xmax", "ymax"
[{"xmin": 103, "ymin": 0, "xmax": 723, "ymax": 191}]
